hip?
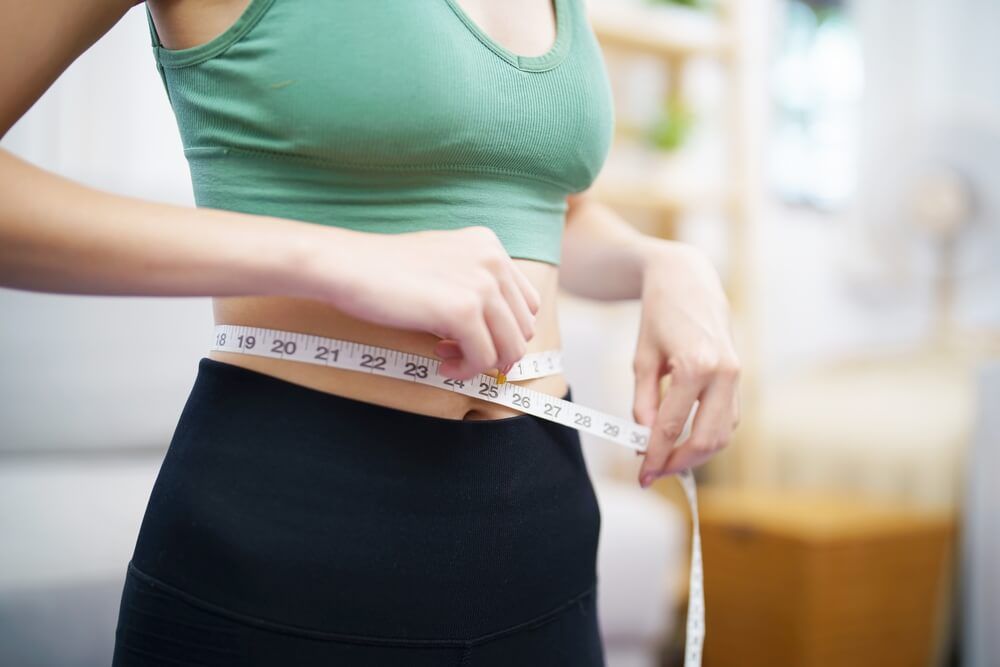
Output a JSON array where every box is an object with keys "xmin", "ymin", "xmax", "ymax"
[{"xmin": 127, "ymin": 356, "xmax": 601, "ymax": 642}]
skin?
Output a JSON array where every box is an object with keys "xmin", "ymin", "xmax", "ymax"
[{"xmin": 0, "ymin": 0, "xmax": 740, "ymax": 488}]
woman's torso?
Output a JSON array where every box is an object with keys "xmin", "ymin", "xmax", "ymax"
[{"xmin": 145, "ymin": 0, "xmax": 613, "ymax": 420}]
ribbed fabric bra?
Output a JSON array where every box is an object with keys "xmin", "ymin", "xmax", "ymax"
[{"xmin": 144, "ymin": 0, "xmax": 615, "ymax": 266}]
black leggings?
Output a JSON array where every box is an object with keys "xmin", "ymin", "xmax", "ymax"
[{"xmin": 113, "ymin": 357, "xmax": 605, "ymax": 666}]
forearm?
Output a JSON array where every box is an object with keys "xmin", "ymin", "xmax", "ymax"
[
  {"xmin": 0, "ymin": 148, "xmax": 350, "ymax": 301},
  {"xmin": 558, "ymin": 192, "xmax": 663, "ymax": 300}
]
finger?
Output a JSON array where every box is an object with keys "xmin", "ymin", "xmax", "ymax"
[
  {"xmin": 433, "ymin": 339, "xmax": 462, "ymax": 359},
  {"xmin": 688, "ymin": 373, "xmax": 738, "ymax": 452},
  {"xmin": 638, "ymin": 373, "xmax": 704, "ymax": 487},
  {"xmin": 660, "ymin": 443, "xmax": 716, "ymax": 478},
  {"xmin": 509, "ymin": 263, "xmax": 542, "ymax": 316},
  {"xmin": 632, "ymin": 352, "xmax": 663, "ymax": 429},
  {"xmin": 438, "ymin": 313, "xmax": 497, "ymax": 381},
  {"xmin": 482, "ymin": 290, "xmax": 528, "ymax": 372},
  {"xmin": 435, "ymin": 339, "xmax": 512, "ymax": 381},
  {"xmin": 498, "ymin": 269, "xmax": 537, "ymax": 342},
  {"xmin": 660, "ymin": 377, "xmax": 735, "ymax": 476}
]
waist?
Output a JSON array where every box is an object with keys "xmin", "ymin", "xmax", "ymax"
[{"xmin": 209, "ymin": 290, "xmax": 567, "ymax": 422}]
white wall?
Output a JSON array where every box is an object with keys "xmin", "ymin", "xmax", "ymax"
[
  {"xmin": 1, "ymin": 6, "xmax": 212, "ymax": 453},
  {"xmin": 847, "ymin": 0, "xmax": 1000, "ymax": 334}
]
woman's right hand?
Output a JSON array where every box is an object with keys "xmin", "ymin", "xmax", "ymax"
[
  {"xmin": 0, "ymin": 4, "xmax": 533, "ymax": 378},
  {"xmin": 302, "ymin": 226, "xmax": 541, "ymax": 382}
]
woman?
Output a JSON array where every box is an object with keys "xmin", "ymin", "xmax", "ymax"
[{"xmin": 1, "ymin": 0, "xmax": 740, "ymax": 664}]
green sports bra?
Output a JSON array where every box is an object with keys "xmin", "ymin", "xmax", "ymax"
[{"xmin": 144, "ymin": 0, "xmax": 615, "ymax": 265}]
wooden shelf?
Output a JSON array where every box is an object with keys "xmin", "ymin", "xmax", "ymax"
[
  {"xmin": 592, "ymin": 148, "xmax": 731, "ymax": 213},
  {"xmin": 591, "ymin": 179, "xmax": 729, "ymax": 213},
  {"xmin": 588, "ymin": 4, "xmax": 732, "ymax": 60}
]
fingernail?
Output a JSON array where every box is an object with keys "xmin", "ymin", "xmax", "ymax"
[{"xmin": 640, "ymin": 473, "xmax": 655, "ymax": 489}]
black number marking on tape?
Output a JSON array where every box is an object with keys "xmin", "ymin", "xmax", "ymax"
[
  {"xmin": 314, "ymin": 346, "xmax": 340, "ymax": 362},
  {"xmin": 360, "ymin": 354, "xmax": 386, "ymax": 371},
  {"xmin": 271, "ymin": 339, "xmax": 296, "ymax": 355},
  {"xmin": 404, "ymin": 362, "xmax": 429, "ymax": 379}
]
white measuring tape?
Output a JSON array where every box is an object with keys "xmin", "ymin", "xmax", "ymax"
[{"xmin": 210, "ymin": 323, "xmax": 705, "ymax": 666}]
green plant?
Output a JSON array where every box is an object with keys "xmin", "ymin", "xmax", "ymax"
[
  {"xmin": 795, "ymin": 0, "xmax": 842, "ymax": 23},
  {"xmin": 647, "ymin": 97, "xmax": 697, "ymax": 151}
]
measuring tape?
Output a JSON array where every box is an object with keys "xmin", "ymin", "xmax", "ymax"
[{"xmin": 210, "ymin": 323, "xmax": 705, "ymax": 666}]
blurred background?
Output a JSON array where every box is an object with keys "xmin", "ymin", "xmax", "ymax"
[{"xmin": 1, "ymin": 0, "xmax": 998, "ymax": 665}]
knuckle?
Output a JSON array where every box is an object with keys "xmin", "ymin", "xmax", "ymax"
[
  {"xmin": 687, "ymin": 437, "xmax": 713, "ymax": 453},
  {"xmin": 529, "ymin": 288, "xmax": 542, "ymax": 311},
  {"xmin": 472, "ymin": 271, "xmax": 500, "ymax": 298},
  {"xmin": 469, "ymin": 225, "xmax": 496, "ymax": 240},
  {"xmin": 470, "ymin": 228, "xmax": 505, "ymax": 253},
  {"xmin": 697, "ymin": 434, "xmax": 730, "ymax": 453},
  {"xmin": 451, "ymin": 294, "xmax": 482, "ymax": 321},
  {"xmin": 719, "ymin": 355, "xmax": 742, "ymax": 379},
  {"xmin": 675, "ymin": 352, "xmax": 718, "ymax": 381},
  {"xmin": 671, "ymin": 363, "xmax": 696, "ymax": 383},
  {"xmin": 426, "ymin": 299, "xmax": 450, "ymax": 330},
  {"xmin": 480, "ymin": 249, "xmax": 505, "ymax": 271},
  {"xmin": 659, "ymin": 421, "xmax": 684, "ymax": 441}
]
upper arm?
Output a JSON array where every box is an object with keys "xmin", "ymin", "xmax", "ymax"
[{"xmin": 0, "ymin": 0, "xmax": 140, "ymax": 138}]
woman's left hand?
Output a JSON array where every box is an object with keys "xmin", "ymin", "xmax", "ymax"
[{"xmin": 632, "ymin": 240, "xmax": 741, "ymax": 488}]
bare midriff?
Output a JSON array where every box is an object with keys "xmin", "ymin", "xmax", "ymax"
[{"xmin": 207, "ymin": 257, "xmax": 568, "ymax": 422}]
